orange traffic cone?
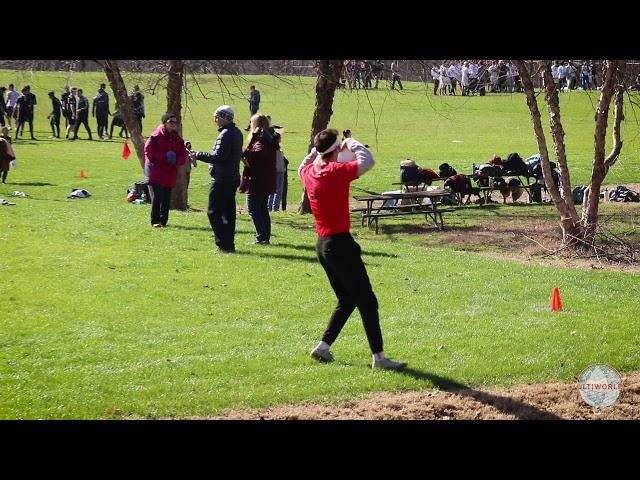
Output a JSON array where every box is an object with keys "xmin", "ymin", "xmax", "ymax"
[
  {"xmin": 80, "ymin": 169, "xmax": 87, "ymax": 179},
  {"xmin": 551, "ymin": 287, "xmax": 563, "ymax": 311}
]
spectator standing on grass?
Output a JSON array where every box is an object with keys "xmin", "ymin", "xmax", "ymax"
[
  {"xmin": 590, "ymin": 62, "xmax": 598, "ymax": 89},
  {"xmin": 72, "ymin": 89, "xmax": 92, "ymax": 140},
  {"xmin": 130, "ymin": 85, "xmax": 145, "ymax": 132},
  {"xmin": 47, "ymin": 91, "xmax": 63, "ymax": 138},
  {"xmin": 0, "ymin": 86, "xmax": 7, "ymax": 127},
  {"xmin": 488, "ymin": 60, "xmax": 499, "ymax": 92},
  {"xmin": 439, "ymin": 63, "xmax": 449, "ymax": 96},
  {"xmin": 143, "ymin": 113, "xmax": 188, "ymax": 228},
  {"xmin": 244, "ymin": 85, "xmax": 261, "ymax": 131},
  {"xmin": 109, "ymin": 102, "xmax": 128, "ymax": 139},
  {"xmin": 93, "ymin": 83, "xmax": 110, "ymax": 139},
  {"xmin": 0, "ymin": 126, "xmax": 16, "ymax": 183},
  {"xmin": 461, "ymin": 62, "xmax": 470, "ymax": 96},
  {"xmin": 267, "ymin": 132, "xmax": 287, "ymax": 211},
  {"xmin": 15, "ymin": 86, "xmax": 37, "ymax": 140},
  {"xmin": 189, "ymin": 105, "xmax": 243, "ymax": 253},
  {"xmin": 468, "ymin": 61, "xmax": 479, "ymax": 95},
  {"xmin": 65, "ymin": 87, "xmax": 78, "ymax": 139},
  {"xmin": 390, "ymin": 60, "xmax": 403, "ymax": 90},
  {"xmin": 431, "ymin": 64, "xmax": 440, "ymax": 95},
  {"xmin": 5, "ymin": 84, "xmax": 20, "ymax": 130},
  {"xmin": 558, "ymin": 62, "xmax": 567, "ymax": 90},
  {"xmin": 242, "ymin": 113, "xmax": 277, "ymax": 245},
  {"xmin": 298, "ymin": 128, "xmax": 407, "ymax": 370},
  {"xmin": 60, "ymin": 85, "xmax": 71, "ymax": 131}
]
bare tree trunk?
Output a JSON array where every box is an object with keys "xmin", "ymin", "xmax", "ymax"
[
  {"xmin": 580, "ymin": 60, "xmax": 626, "ymax": 243},
  {"xmin": 539, "ymin": 62, "xmax": 577, "ymax": 218},
  {"xmin": 298, "ymin": 60, "xmax": 344, "ymax": 214},
  {"xmin": 515, "ymin": 60, "xmax": 581, "ymax": 244},
  {"xmin": 99, "ymin": 60, "xmax": 146, "ymax": 171},
  {"xmin": 517, "ymin": 59, "xmax": 628, "ymax": 251},
  {"xmin": 166, "ymin": 60, "xmax": 189, "ymax": 210},
  {"xmin": 603, "ymin": 77, "xmax": 625, "ymax": 178}
]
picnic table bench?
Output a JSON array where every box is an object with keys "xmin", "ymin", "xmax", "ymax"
[
  {"xmin": 472, "ymin": 173, "xmax": 542, "ymax": 203},
  {"xmin": 353, "ymin": 190, "xmax": 457, "ymax": 234},
  {"xmin": 394, "ymin": 178, "xmax": 535, "ymax": 206}
]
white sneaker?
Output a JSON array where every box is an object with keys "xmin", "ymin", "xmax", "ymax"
[
  {"xmin": 310, "ymin": 345, "xmax": 334, "ymax": 363},
  {"xmin": 372, "ymin": 357, "xmax": 407, "ymax": 370}
]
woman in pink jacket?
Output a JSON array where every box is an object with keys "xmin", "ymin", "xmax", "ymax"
[{"xmin": 144, "ymin": 113, "xmax": 189, "ymax": 227}]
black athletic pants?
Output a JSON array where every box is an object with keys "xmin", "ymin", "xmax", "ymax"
[
  {"xmin": 207, "ymin": 180, "xmax": 239, "ymax": 251},
  {"xmin": 149, "ymin": 183, "xmax": 172, "ymax": 226},
  {"xmin": 96, "ymin": 114, "xmax": 108, "ymax": 138},
  {"xmin": 315, "ymin": 232, "xmax": 383, "ymax": 353},
  {"xmin": 73, "ymin": 115, "xmax": 92, "ymax": 139},
  {"xmin": 50, "ymin": 115, "xmax": 60, "ymax": 137}
]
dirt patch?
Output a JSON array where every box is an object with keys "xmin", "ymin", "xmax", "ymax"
[
  {"xmin": 393, "ymin": 185, "xmax": 640, "ymax": 272},
  {"xmin": 210, "ymin": 371, "xmax": 640, "ymax": 420},
  {"xmin": 439, "ymin": 215, "xmax": 640, "ymax": 272}
]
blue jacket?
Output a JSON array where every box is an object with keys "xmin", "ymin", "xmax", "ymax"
[{"xmin": 195, "ymin": 122, "xmax": 243, "ymax": 184}]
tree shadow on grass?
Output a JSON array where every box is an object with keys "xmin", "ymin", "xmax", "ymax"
[
  {"xmin": 171, "ymin": 224, "xmax": 254, "ymax": 235},
  {"xmin": 268, "ymin": 242, "xmax": 398, "ymax": 258},
  {"xmin": 397, "ymin": 368, "xmax": 562, "ymax": 420},
  {"xmin": 252, "ymin": 251, "xmax": 318, "ymax": 264},
  {"xmin": 375, "ymin": 222, "xmax": 476, "ymax": 235},
  {"xmin": 8, "ymin": 182, "xmax": 56, "ymax": 187}
]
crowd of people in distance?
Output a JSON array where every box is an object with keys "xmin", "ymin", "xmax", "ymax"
[{"xmin": 0, "ymin": 82, "xmax": 146, "ymax": 141}]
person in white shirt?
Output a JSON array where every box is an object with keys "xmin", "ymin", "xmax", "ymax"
[
  {"xmin": 390, "ymin": 61, "xmax": 403, "ymax": 90},
  {"xmin": 431, "ymin": 65, "xmax": 440, "ymax": 95},
  {"xmin": 488, "ymin": 61, "xmax": 499, "ymax": 92},
  {"xmin": 5, "ymin": 84, "xmax": 20, "ymax": 130},
  {"xmin": 461, "ymin": 62, "xmax": 470, "ymax": 96},
  {"xmin": 506, "ymin": 62, "xmax": 517, "ymax": 93},
  {"xmin": 468, "ymin": 62, "xmax": 479, "ymax": 95},
  {"xmin": 446, "ymin": 64, "xmax": 457, "ymax": 95},
  {"xmin": 267, "ymin": 132, "xmax": 287, "ymax": 212},
  {"xmin": 558, "ymin": 62, "xmax": 567, "ymax": 91},
  {"xmin": 551, "ymin": 61, "xmax": 560, "ymax": 88},
  {"xmin": 439, "ymin": 64, "xmax": 449, "ymax": 96}
]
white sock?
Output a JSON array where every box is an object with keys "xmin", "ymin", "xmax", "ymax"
[
  {"xmin": 316, "ymin": 341, "xmax": 330, "ymax": 351},
  {"xmin": 373, "ymin": 352, "xmax": 385, "ymax": 362}
]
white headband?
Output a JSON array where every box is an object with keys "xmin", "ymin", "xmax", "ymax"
[{"xmin": 317, "ymin": 137, "xmax": 340, "ymax": 156}]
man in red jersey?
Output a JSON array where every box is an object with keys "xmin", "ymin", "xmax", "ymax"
[{"xmin": 298, "ymin": 128, "xmax": 407, "ymax": 370}]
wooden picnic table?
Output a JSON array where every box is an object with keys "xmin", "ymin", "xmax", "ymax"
[{"xmin": 353, "ymin": 190, "xmax": 457, "ymax": 234}]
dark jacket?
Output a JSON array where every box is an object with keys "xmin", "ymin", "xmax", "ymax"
[
  {"xmin": 92, "ymin": 91, "xmax": 110, "ymax": 117},
  {"xmin": 195, "ymin": 122, "xmax": 243, "ymax": 184},
  {"xmin": 49, "ymin": 96, "xmax": 62, "ymax": 117},
  {"xmin": 76, "ymin": 95, "xmax": 89, "ymax": 121},
  {"xmin": 131, "ymin": 91, "xmax": 145, "ymax": 117},
  {"xmin": 144, "ymin": 124, "xmax": 189, "ymax": 188},
  {"xmin": 242, "ymin": 131, "xmax": 277, "ymax": 196}
]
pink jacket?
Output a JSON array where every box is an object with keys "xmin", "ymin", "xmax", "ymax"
[{"xmin": 144, "ymin": 124, "xmax": 188, "ymax": 187}]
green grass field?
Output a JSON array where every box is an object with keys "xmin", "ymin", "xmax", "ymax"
[{"xmin": 1, "ymin": 70, "xmax": 639, "ymax": 419}]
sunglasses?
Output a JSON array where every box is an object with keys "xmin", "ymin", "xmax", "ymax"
[{"xmin": 166, "ymin": 119, "xmax": 178, "ymax": 124}]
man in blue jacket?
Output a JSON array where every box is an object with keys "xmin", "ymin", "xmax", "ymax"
[{"xmin": 190, "ymin": 105, "xmax": 243, "ymax": 253}]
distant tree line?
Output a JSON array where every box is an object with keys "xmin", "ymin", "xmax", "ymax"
[{"xmin": 2, "ymin": 59, "xmax": 639, "ymax": 88}]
